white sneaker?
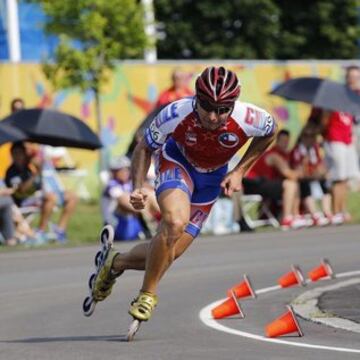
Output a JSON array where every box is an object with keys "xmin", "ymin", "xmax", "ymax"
[
  {"xmin": 330, "ymin": 213, "xmax": 345, "ymax": 225},
  {"xmin": 312, "ymin": 213, "xmax": 330, "ymax": 227}
]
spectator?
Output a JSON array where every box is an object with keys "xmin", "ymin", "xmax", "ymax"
[
  {"xmin": 11, "ymin": 204, "xmax": 40, "ymax": 245},
  {"xmin": 155, "ymin": 68, "xmax": 193, "ymax": 108},
  {"xmin": 0, "ymin": 180, "xmax": 16, "ymax": 246},
  {"xmin": 10, "ymin": 97, "xmax": 25, "ymax": 113},
  {"xmin": 244, "ymin": 129, "xmax": 305, "ymax": 229},
  {"xmin": 314, "ymin": 66, "xmax": 360, "ymax": 222},
  {"xmin": 101, "ymin": 155, "xmax": 160, "ymax": 241},
  {"xmin": 5, "ymin": 142, "xmax": 77, "ymax": 242},
  {"xmin": 290, "ymin": 125, "xmax": 333, "ymax": 225}
]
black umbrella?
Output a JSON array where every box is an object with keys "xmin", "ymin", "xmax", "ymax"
[
  {"xmin": 270, "ymin": 77, "xmax": 360, "ymax": 116},
  {"xmin": 1, "ymin": 108, "xmax": 102, "ymax": 150},
  {"xmin": 0, "ymin": 122, "xmax": 27, "ymax": 146}
]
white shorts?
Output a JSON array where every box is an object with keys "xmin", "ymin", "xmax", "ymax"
[{"xmin": 324, "ymin": 141, "xmax": 360, "ymax": 181}]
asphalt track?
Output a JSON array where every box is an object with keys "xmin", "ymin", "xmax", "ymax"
[{"xmin": 1, "ymin": 225, "xmax": 360, "ymax": 360}]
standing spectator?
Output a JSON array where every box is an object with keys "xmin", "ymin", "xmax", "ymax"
[
  {"xmin": 155, "ymin": 68, "xmax": 193, "ymax": 107},
  {"xmin": 317, "ymin": 66, "xmax": 360, "ymax": 222}
]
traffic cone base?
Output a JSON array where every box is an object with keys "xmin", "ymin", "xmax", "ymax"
[
  {"xmin": 211, "ymin": 291, "xmax": 245, "ymax": 319},
  {"xmin": 265, "ymin": 305, "xmax": 303, "ymax": 338},
  {"xmin": 308, "ymin": 258, "xmax": 335, "ymax": 282},
  {"xmin": 278, "ymin": 265, "xmax": 306, "ymax": 288},
  {"xmin": 227, "ymin": 274, "xmax": 257, "ymax": 299}
]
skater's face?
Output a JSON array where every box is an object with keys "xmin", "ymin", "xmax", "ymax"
[{"xmin": 196, "ymin": 100, "xmax": 233, "ymax": 130}]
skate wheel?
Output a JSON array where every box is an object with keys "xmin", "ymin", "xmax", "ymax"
[
  {"xmin": 94, "ymin": 251, "xmax": 103, "ymax": 268},
  {"xmin": 88, "ymin": 273, "xmax": 96, "ymax": 290},
  {"xmin": 100, "ymin": 225, "xmax": 114, "ymax": 246},
  {"xmin": 126, "ymin": 319, "xmax": 141, "ymax": 342},
  {"xmin": 82, "ymin": 296, "xmax": 96, "ymax": 317}
]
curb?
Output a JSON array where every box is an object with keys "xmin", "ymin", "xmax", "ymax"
[{"xmin": 292, "ymin": 277, "xmax": 360, "ymax": 334}]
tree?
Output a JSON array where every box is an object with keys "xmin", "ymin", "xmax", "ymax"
[
  {"xmin": 154, "ymin": 0, "xmax": 280, "ymax": 59},
  {"xmin": 276, "ymin": 0, "xmax": 360, "ymax": 59},
  {"xmin": 154, "ymin": 0, "xmax": 360, "ymax": 59},
  {"xmin": 26, "ymin": 0, "xmax": 147, "ymax": 169}
]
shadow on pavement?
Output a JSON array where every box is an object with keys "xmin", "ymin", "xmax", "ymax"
[{"xmin": 1, "ymin": 334, "xmax": 130, "ymax": 343}]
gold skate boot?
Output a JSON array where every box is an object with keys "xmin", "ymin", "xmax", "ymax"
[{"xmin": 129, "ymin": 291, "xmax": 158, "ymax": 321}]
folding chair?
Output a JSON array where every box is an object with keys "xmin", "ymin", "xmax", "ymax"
[{"xmin": 242, "ymin": 194, "xmax": 280, "ymax": 229}]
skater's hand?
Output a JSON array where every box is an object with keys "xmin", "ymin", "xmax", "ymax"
[
  {"xmin": 220, "ymin": 171, "xmax": 243, "ymax": 197},
  {"xmin": 130, "ymin": 188, "xmax": 148, "ymax": 210}
]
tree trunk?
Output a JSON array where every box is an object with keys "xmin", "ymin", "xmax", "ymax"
[{"xmin": 94, "ymin": 89, "xmax": 104, "ymax": 172}]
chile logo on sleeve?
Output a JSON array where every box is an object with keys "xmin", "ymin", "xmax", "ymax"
[{"xmin": 218, "ymin": 132, "xmax": 239, "ymax": 148}]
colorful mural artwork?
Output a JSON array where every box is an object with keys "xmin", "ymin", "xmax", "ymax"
[{"xmin": 0, "ymin": 61, "xmax": 353, "ymax": 197}]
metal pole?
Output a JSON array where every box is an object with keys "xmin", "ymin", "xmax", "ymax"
[
  {"xmin": 141, "ymin": 0, "xmax": 157, "ymax": 63},
  {"xmin": 6, "ymin": 0, "xmax": 21, "ymax": 62}
]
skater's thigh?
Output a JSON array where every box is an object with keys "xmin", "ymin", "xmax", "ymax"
[
  {"xmin": 155, "ymin": 151, "xmax": 193, "ymax": 223},
  {"xmin": 157, "ymin": 188, "xmax": 191, "ymax": 224}
]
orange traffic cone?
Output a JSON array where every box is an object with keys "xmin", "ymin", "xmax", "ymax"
[
  {"xmin": 265, "ymin": 305, "xmax": 303, "ymax": 338},
  {"xmin": 211, "ymin": 291, "xmax": 245, "ymax": 319},
  {"xmin": 227, "ymin": 274, "xmax": 257, "ymax": 299},
  {"xmin": 308, "ymin": 258, "xmax": 335, "ymax": 282},
  {"xmin": 278, "ymin": 265, "xmax": 306, "ymax": 288}
]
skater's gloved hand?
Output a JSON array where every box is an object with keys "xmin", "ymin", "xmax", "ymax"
[{"xmin": 130, "ymin": 188, "xmax": 148, "ymax": 210}]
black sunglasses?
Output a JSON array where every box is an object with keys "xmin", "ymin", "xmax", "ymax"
[{"xmin": 198, "ymin": 99, "xmax": 233, "ymax": 115}]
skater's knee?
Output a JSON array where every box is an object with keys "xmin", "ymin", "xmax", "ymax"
[{"xmin": 161, "ymin": 217, "xmax": 187, "ymax": 242}]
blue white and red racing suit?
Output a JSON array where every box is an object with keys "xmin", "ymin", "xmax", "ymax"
[{"xmin": 144, "ymin": 97, "xmax": 275, "ymax": 237}]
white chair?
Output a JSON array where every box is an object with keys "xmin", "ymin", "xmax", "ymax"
[{"xmin": 241, "ymin": 194, "xmax": 280, "ymax": 229}]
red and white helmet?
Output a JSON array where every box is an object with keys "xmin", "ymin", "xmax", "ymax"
[{"xmin": 195, "ymin": 66, "xmax": 240, "ymax": 106}]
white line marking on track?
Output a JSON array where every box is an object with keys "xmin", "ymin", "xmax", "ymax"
[{"xmin": 199, "ymin": 270, "xmax": 360, "ymax": 354}]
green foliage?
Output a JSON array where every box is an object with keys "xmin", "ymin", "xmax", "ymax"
[
  {"xmin": 154, "ymin": 0, "xmax": 280, "ymax": 59},
  {"xmin": 27, "ymin": 0, "xmax": 147, "ymax": 92},
  {"xmin": 154, "ymin": 0, "xmax": 360, "ymax": 59},
  {"xmin": 276, "ymin": 0, "xmax": 360, "ymax": 59}
]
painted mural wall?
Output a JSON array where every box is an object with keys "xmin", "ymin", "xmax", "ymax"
[{"xmin": 0, "ymin": 61, "xmax": 351, "ymax": 197}]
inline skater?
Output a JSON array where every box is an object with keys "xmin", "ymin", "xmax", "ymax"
[{"xmin": 83, "ymin": 66, "xmax": 277, "ymax": 340}]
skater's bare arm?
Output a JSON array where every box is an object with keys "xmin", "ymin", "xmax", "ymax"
[
  {"xmin": 221, "ymin": 133, "xmax": 276, "ymax": 196},
  {"xmin": 235, "ymin": 132, "xmax": 276, "ymax": 176},
  {"xmin": 131, "ymin": 137, "xmax": 152, "ymax": 189},
  {"xmin": 130, "ymin": 138, "xmax": 153, "ymax": 210}
]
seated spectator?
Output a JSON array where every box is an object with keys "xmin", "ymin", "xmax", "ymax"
[
  {"xmin": 155, "ymin": 67, "xmax": 193, "ymax": 108},
  {"xmin": 243, "ymin": 129, "xmax": 305, "ymax": 230},
  {"xmin": 0, "ymin": 181, "xmax": 16, "ymax": 246},
  {"xmin": 101, "ymin": 155, "xmax": 160, "ymax": 241},
  {"xmin": 290, "ymin": 125, "xmax": 333, "ymax": 225},
  {"xmin": 5, "ymin": 142, "xmax": 77, "ymax": 243}
]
